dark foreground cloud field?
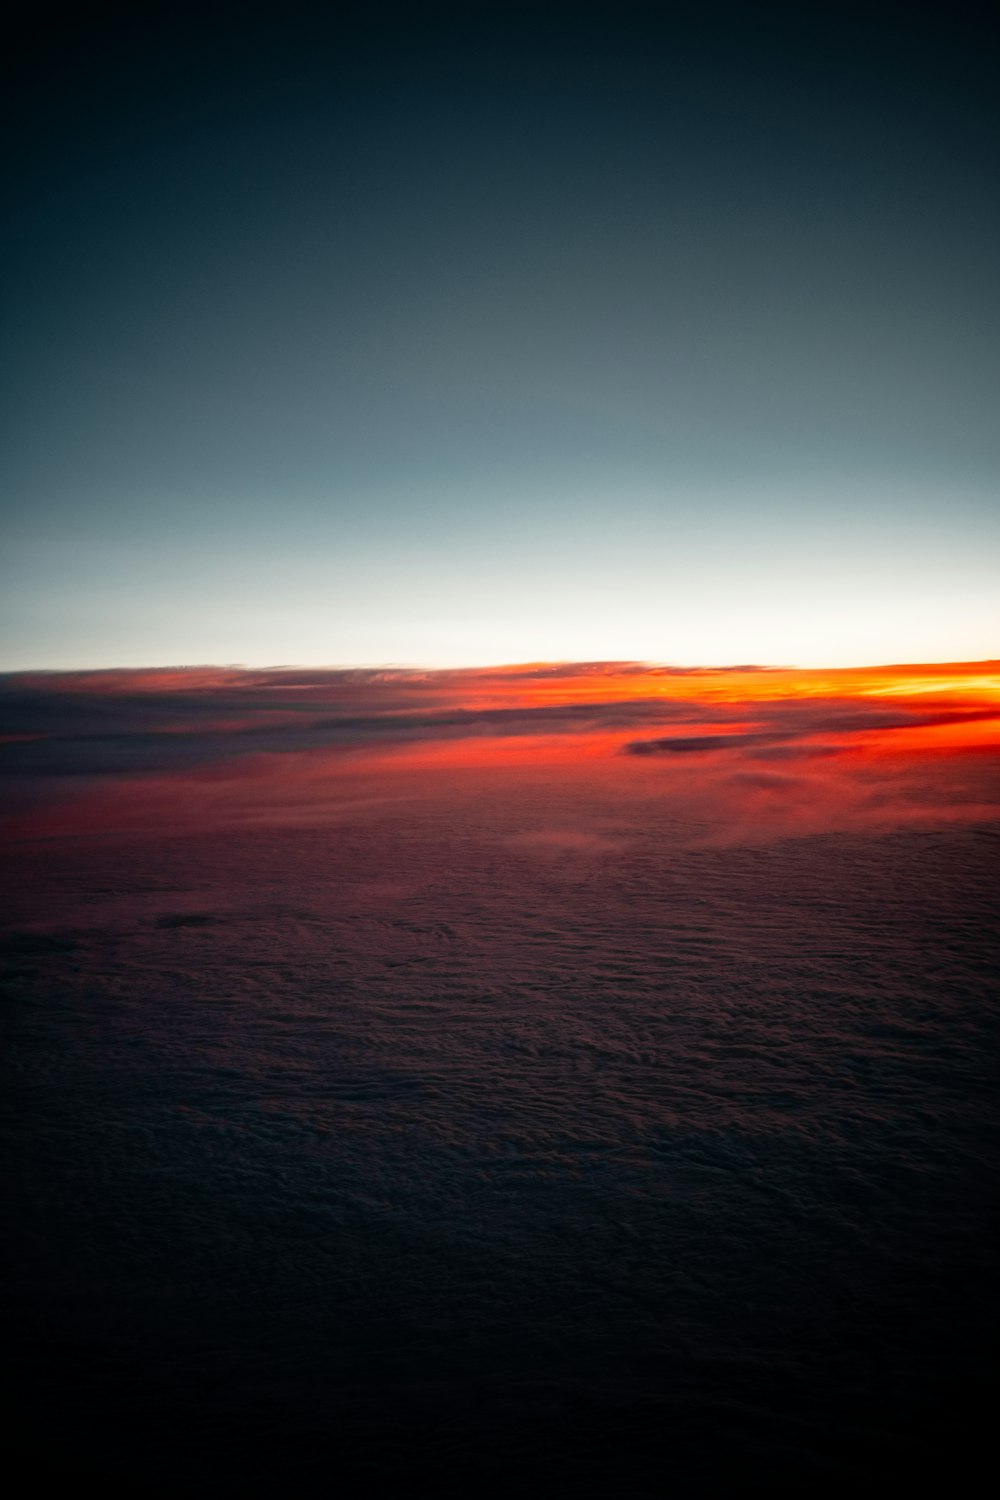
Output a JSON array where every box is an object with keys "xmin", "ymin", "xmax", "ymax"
[{"xmin": 2, "ymin": 660, "xmax": 999, "ymax": 1494}]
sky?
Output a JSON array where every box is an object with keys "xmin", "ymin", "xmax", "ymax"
[{"xmin": 2, "ymin": 1, "xmax": 997, "ymax": 670}]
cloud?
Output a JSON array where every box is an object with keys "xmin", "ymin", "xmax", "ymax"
[
  {"xmin": 627, "ymin": 732, "xmax": 776, "ymax": 755},
  {"xmin": 504, "ymin": 829, "xmax": 626, "ymax": 855},
  {"xmin": 2, "ymin": 660, "xmax": 997, "ymax": 844},
  {"xmin": 623, "ymin": 702, "xmax": 1000, "ymax": 758},
  {"xmin": 0, "ymin": 671, "xmax": 736, "ymax": 779},
  {"xmin": 725, "ymin": 770, "xmax": 805, "ymax": 790}
]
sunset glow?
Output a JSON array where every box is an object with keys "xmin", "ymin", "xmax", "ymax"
[{"xmin": 3, "ymin": 658, "xmax": 997, "ymax": 845}]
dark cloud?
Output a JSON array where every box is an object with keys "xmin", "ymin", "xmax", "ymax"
[
  {"xmin": 627, "ymin": 733, "xmax": 777, "ymax": 756},
  {"xmin": 0, "ymin": 669, "xmax": 738, "ymax": 779},
  {"xmin": 624, "ymin": 702, "xmax": 1000, "ymax": 758}
]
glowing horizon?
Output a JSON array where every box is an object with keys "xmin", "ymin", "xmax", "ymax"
[{"xmin": 3, "ymin": 654, "xmax": 997, "ymax": 847}]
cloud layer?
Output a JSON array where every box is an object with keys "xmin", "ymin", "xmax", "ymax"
[{"xmin": 1, "ymin": 660, "xmax": 997, "ymax": 843}]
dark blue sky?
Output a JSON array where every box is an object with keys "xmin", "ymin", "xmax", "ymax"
[{"xmin": 3, "ymin": 2, "xmax": 997, "ymax": 667}]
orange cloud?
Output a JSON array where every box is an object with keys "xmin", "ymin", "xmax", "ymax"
[{"xmin": 1, "ymin": 659, "xmax": 997, "ymax": 844}]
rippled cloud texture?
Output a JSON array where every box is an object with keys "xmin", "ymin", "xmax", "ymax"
[{"xmin": 3, "ymin": 659, "xmax": 997, "ymax": 845}]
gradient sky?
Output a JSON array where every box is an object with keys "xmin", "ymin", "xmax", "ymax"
[{"xmin": 3, "ymin": 1, "xmax": 997, "ymax": 669}]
